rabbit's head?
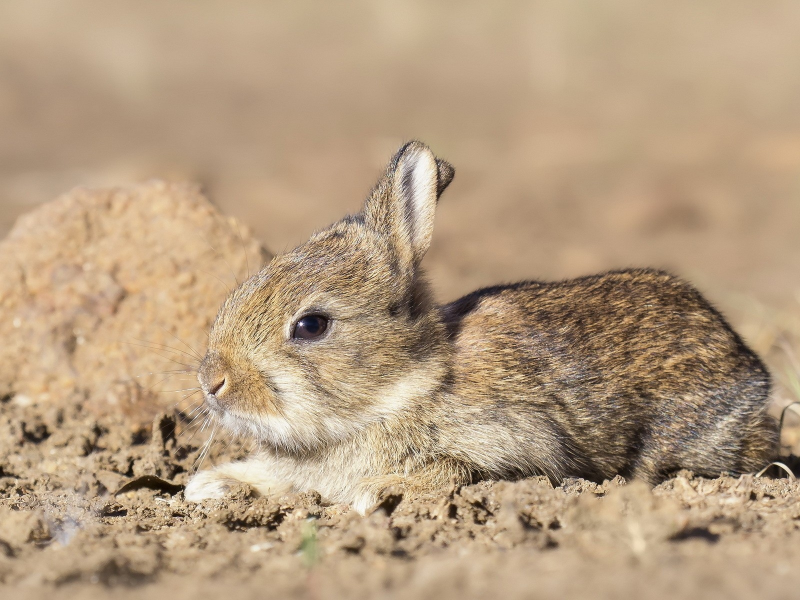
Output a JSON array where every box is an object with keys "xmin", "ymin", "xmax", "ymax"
[{"xmin": 198, "ymin": 142, "xmax": 455, "ymax": 452}]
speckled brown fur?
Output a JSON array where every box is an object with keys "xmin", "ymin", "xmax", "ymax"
[
  {"xmin": 185, "ymin": 141, "xmax": 778, "ymax": 512},
  {"xmin": 440, "ymin": 270, "xmax": 776, "ymax": 483}
]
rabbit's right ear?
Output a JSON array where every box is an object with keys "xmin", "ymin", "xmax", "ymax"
[{"xmin": 364, "ymin": 141, "xmax": 454, "ymax": 269}]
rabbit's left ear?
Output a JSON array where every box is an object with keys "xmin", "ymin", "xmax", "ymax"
[{"xmin": 364, "ymin": 141, "xmax": 454, "ymax": 268}]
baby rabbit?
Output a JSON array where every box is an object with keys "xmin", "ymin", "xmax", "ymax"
[{"xmin": 185, "ymin": 141, "xmax": 778, "ymax": 513}]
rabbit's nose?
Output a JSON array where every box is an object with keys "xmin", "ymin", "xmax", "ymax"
[
  {"xmin": 198, "ymin": 353, "xmax": 230, "ymax": 399},
  {"xmin": 207, "ymin": 376, "xmax": 226, "ymax": 397}
]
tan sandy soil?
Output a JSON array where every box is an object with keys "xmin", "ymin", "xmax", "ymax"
[{"xmin": 1, "ymin": 396, "xmax": 799, "ymax": 600}]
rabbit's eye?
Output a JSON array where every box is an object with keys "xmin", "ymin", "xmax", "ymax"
[{"xmin": 293, "ymin": 315, "xmax": 329, "ymax": 340}]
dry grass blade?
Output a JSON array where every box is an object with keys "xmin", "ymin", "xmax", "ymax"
[
  {"xmin": 755, "ymin": 461, "xmax": 796, "ymax": 480},
  {"xmin": 778, "ymin": 401, "xmax": 800, "ymax": 433}
]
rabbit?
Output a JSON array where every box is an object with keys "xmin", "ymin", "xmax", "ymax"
[{"xmin": 184, "ymin": 140, "xmax": 779, "ymax": 513}]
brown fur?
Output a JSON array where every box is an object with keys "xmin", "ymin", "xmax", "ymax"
[{"xmin": 186, "ymin": 141, "xmax": 778, "ymax": 512}]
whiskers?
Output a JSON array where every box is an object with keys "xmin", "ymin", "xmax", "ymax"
[
  {"xmin": 124, "ymin": 333, "xmax": 255, "ymax": 479},
  {"xmin": 117, "ymin": 213, "xmax": 263, "ymax": 477},
  {"xmin": 124, "ymin": 333, "xmax": 208, "ymax": 450},
  {"xmin": 194, "ymin": 420, "xmax": 219, "ymax": 472}
]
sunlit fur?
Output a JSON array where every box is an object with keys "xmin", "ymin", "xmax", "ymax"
[{"xmin": 185, "ymin": 141, "xmax": 778, "ymax": 513}]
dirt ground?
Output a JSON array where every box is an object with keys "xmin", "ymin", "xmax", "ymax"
[
  {"xmin": 2, "ymin": 1, "xmax": 800, "ymax": 599},
  {"xmin": 1, "ymin": 395, "xmax": 799, "ymax": 600}
]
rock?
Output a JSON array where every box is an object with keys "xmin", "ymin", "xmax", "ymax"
[{"xmin": 0, "ymin": 181, "xmax": 270, "ymax": 423}]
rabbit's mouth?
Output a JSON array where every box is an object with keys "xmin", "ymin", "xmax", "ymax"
[{"xmin": 202, "ymin": 390, "xmax": 225, "ymax": 416}]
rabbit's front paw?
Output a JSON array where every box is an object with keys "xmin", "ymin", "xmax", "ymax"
[{"xmin": 184, "ymin": 470, "xmax": 239, "ymax": 502}]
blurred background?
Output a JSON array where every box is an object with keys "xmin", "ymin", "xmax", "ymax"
[{"xmin": 1, "ymin": 0, "xmax": 799, "ymax": 318}]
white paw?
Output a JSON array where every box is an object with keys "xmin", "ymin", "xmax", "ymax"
[
  {"xmin": 184, "ymin": 470, "xmax": 237, "ymax": 502},
  {"xmin": 351, "ymin": 490, "xmax": 378, "ymax": 516}
]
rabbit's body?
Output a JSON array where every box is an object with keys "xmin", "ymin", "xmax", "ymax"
[
  {"xmin": 185, "ymin": 142, "xmax": 778, "ymax": 512},
  {"xmin": 439, "ymin": 270, "xmax": 774, "ymax": 484}
]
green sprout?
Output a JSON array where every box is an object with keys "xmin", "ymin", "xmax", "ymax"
[{"xmin": 299, "ymin": 518, "xmax": 320, "ymax": 568}]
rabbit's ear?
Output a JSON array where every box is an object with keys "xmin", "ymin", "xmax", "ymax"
[{"xmin": 365, "ymin": 141, "xmax": 454, "ymax": 268}]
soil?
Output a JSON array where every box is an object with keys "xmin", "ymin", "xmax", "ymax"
[
  {"xmin": 2, "ymin": 2, "xmax": 800, "ymax": 599},
  {"xmin": 1, "ymin": 400, "xmax": 799, "ymax": 600}
]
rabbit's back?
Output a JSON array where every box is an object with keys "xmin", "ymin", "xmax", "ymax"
[{"xmin": 440, "ymin": 268, "xmax": 777, "ymax": 482}]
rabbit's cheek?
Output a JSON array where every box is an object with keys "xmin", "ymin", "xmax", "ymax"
[{"xmin": 220, "ymin": 409, "xmax": 297, "ymax": 449}]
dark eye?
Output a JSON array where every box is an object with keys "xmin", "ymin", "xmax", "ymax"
[{"xmin": 292, "ymin": 315, "xmax": 329, "ymax": 340}]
